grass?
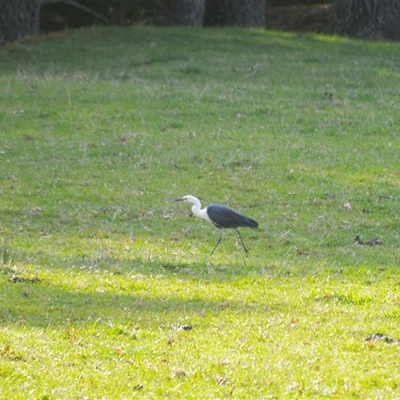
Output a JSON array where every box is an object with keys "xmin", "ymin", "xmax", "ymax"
[{"xmin": 0, "ymin": 26, "xmax": 400, "ymax": 398}]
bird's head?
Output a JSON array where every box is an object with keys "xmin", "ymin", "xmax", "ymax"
[
  {"xmin": 174, "ymin": 195, "xmax": 194, "ymax": 203},
  {"xmin": 174, "ymin": 195, "xmax": 198, "ymax": 205}
]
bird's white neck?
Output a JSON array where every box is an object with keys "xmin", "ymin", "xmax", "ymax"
[{"xmin": 187, "ymin": 196, "xmax": 212, "ymax": 223}]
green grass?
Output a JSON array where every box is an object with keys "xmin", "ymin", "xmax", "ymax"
[{"xmin": 1, "ymin": 26, "xmax": 400, "ymax": 398}]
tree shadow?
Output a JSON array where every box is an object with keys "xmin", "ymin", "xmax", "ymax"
[
  {"xmin": 1, "ymin": 237, "xmax": 268, "ymax": 280},
  {"xmin": 0, "ymin": 256, "xmax": 284, "ymax": 328}
]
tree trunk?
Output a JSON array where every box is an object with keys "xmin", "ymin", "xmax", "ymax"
[
  {"xmin": 203, "ymin": 0, "xmax": 229, "ymax": 26},
  {"xmin": 171, "ymin": 0, "xmax": 205, "ymax": 26},
  {"xmin": 334, "ymin": 0, "xmax": 400, "ymax": 40},
  {"xmin": 0, "ymin": 0, "xmax": 108, "ymax": 43},
  {"xmin": 204, "ymin": 0, "xmax": 266, "ymax": 27},
  {"xmin": 0, "ymin": 0, "xmax": 41, "ymax": 43}
]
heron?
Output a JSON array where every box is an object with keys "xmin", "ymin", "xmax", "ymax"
[{"xmin": 174, "ymin": 195, "xmax": 259, "ymax": 255}]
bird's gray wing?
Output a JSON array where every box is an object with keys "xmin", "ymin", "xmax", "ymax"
[{"xmin": 207, "ymin": 204, "xmax": 258, "ymax": 229}]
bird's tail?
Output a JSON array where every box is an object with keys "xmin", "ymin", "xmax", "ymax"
[{"xmin": 244, "ymin": 217, "xmax": 259, "ymax": 228}]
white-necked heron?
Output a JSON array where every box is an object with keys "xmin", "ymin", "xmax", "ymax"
[{"xmin": 174, "ymin": 195, "xmax": 258, "ymax": 255}]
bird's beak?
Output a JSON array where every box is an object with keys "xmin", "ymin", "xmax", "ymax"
[{"xmin": 174, "ymin": 198, "xmax": 184, "ymax": 202}]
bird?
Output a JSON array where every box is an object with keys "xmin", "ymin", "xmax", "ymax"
[{"xmin": 174, "ymin": 195, "xmax": 258, "ymax": 255}]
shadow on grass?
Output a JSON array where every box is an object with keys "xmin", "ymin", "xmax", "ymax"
[
  {"xmin": 1, "ymin": 239, "xmax": 272, "ymax": 280},
  {"xmin": 0, "ymin": 239, "xmax": 284, "ymax": 328},
  {"xmin": 0, "ymin": 262, "xmax": 286, "ymax": 328},
  {"xmin": 0, "ymin": 26, "xmax": 371, "ymax": 78}
]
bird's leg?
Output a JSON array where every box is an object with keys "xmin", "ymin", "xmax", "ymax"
[
  {"xmin": 234, "ymin": 229, "xmax": 250, "ymax": 256},
  {"xmin": 210, "ymin": 229, "xmax": 222, "ymax": 255}
]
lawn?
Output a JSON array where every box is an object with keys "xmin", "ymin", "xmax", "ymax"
[{"xmin": 1, "ymin": 26, "xmax": 400, "ymax": 398}]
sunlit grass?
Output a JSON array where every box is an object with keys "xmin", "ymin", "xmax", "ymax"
[{"xmin": 0, "ymin": 26, "xmax": 400, "ymax": 398}]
